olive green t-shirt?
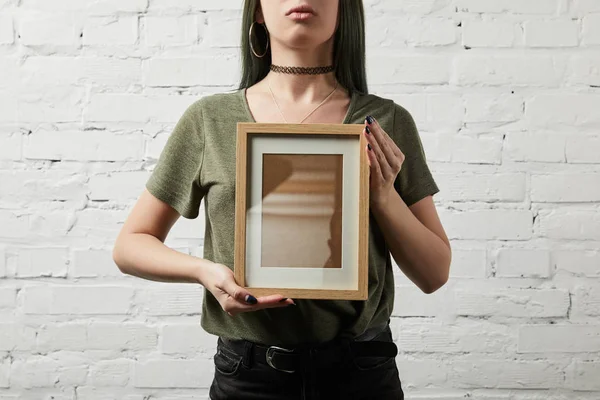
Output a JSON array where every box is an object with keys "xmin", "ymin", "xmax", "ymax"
[{"xmin": 145, "ymin": 88, "xmax": 439, "ymax": 346}]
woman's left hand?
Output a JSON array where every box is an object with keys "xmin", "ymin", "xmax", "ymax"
[{"xmin": 363, "ymin": 115, "xmax": 405, "ymax": 209}]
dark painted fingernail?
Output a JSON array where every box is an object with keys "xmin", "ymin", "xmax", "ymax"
[
  {"xmin": 245, "ymin": 294, "xmax": 257, "ymax": 305},
  {"xmin": 365, "ymin": 126, "xmax": 370, "ymax": 134},
  {"xmin": 367, "ymin": 143, "xmax": 372, "ymax": 151},
  {"xmin": 279, "ymin": 298, "xmax": 289, "ymax": 303},
  {"xmin": 366, "ymin": 115, "xmax": 374, "ymax": 124}
]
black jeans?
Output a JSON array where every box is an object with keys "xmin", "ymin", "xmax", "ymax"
[{"xmin": 209, "ymin": 325, "xmax": 404, "ymax": 400}]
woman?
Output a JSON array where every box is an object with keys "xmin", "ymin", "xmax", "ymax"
[{"xmin": 113, "ymin": 1, "xmax": 451, "ymax": 398}]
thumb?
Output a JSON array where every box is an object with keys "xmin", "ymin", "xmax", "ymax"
[{"xmin": 221, "ymin": 278, "xmax": 257, "ymax": 305}]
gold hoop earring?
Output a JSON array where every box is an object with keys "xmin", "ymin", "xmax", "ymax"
[{"xmin": 249, "ymin": 21, "xmax": 269, "ymax": 58}]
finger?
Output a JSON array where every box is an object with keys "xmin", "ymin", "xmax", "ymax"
[
  {"xmin": 366, "ymin": 142, "xmax": 383, "ymax": 184},
  {"xmin": 220, "ymin": 277, "xmax": 258, "ymax": 305},
  {"xmin": 222, "ymin": 292, "xmax": 295, "ymax": 315},
  {"xmin": 364, "ymin": 125, "xmax": 392, "ymax": 178},
  {"xmin": 365, "ymin": 117, "xmax": 398, "ymax": 174},
  {"xmin": 366, "ymin": 115, "xmax": 400, "ymax": 155}
]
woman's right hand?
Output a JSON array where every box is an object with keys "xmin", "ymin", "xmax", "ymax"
[{"xmin": 199, "ymin": 261, "xmax": 295, "ymax": 316}]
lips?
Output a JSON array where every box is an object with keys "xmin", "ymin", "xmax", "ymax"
[{"xmin": 286, "ymin": 4, "xmax": 316, "ymax": 16}]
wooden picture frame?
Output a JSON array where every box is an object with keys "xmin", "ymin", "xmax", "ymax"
[{"xmin": 234, "ymin": 123, "xmax": 369, "ymax": 300}]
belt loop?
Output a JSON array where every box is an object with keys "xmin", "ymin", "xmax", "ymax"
[{"xmin": 242, "ymin": 340, "xmax": 253, "ymax": 368}]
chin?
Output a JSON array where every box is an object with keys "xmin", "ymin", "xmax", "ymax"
[{"xmin": 281, "ymin": 30, "xmax": 334, "ymax": 49}]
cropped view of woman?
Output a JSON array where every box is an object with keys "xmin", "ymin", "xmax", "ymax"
[{"xmin": 113, "ymin": 1, "xmax": 452, "ymax": 399}]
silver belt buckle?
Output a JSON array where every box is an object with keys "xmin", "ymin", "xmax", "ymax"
[{"xmin": 266, "ymin": 346, "xmax": 296, "ymax": 374}]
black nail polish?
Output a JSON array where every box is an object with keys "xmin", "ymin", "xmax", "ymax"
[
  {"xmin": 365, "ymin": 126, "xmax": 370, "ymax": 134},
  {"xmin": 279, "ymin": 298, "xmax": 289, "ymax": 303},
  {"xmin": 366, "ymin": 115, "xmax": 374, "ymax": 125},
  {"xmin": 245, "ymin": 294, "xmax": 257, "ymax": 305},
  {"xmin": 367, "ymin": 143, "xmax": 372, "ymax": 151}
]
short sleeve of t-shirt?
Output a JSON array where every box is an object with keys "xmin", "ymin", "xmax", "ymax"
[
  {"xmin": 391, "ymin": 103, "xmax": 440, "ymax": 206},
  {"xmin": 145, "ymin": 99, "xmax": 206, "ymax": 219}
]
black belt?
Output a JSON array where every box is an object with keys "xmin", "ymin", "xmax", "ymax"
[{"xmin": 220, "ymin": 332, "xmax": 398, "ymax": 374}]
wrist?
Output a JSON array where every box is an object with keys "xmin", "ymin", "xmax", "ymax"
[
  {"xmin": 193, "ymin": 258, "xmax": 214, "ymax": 287},
  {"xmin": 370, "ymin": 188, "xmax": 400, "ymax": 213}
]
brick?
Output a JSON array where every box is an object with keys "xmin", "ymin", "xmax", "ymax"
[
  {"xmin": 14, "ymin": 247, "xmax": 69, "ymax": 278},
  {"xmin": 144, "ymin": 15, "xmax": 197, "ymax": 46},
  {"xmin": 0, "ymin": 14, "xmax": 14, "ymax": 44},
  {"xmin": 83, "ymin": 16, "xmax": 138, "ymax": 45},
  {"xmin": 568, "ymin": 361, "xmax": 600, "ymax": 391},
  {"xmin": 396, "ymin": 320, "xmax": 515, "ymax": 354},
  {"xmin": 19, "ymin": 14, "xmax": 80, "ymax": 46},
  {"xmin": 455, "ymin": 0, "xmax": 558, "ymax": 14},
  {"xmin": 524, "ymin": 20, "xmax": 579, "ymax": 47},
  {"xmin": 440, "ymin": 209, "xmax": 532, "ymax": 240},
  {"xmin": 18, "ymin": 86, "xmax": 85, "ymax": 123},
  {"xmin": 582, "ymin": 14, "xmax": 600, "ymax": 46},
  {"xmin": 133, "ymin": 358, "xmax": 213, "ymax": 388},
  {"xmin": 369, "ymin": 55, "xmax": 450, "ymax": 85},
  {"xmin": 455, "ymin": 55, "xmax": 563, "ymax": 87},
  {"xmin": 367, "ymin": 15, "xmax": 457, "ymax": 47},
  {"xmin": 455, "ymin": 288, "xmax": 570, "ymax": 318},
  {"xmin": 449, "ymin": 359, "xmax": 564, "ymax": 389},
  {"xmin": 536, "ymin": 209, "xmax": 600, "ymax": 240},
  {"xmin": 0, "ymin": 247, "xmax": 5, "ymax": 277},
  {"xmin": 526, "ymin": 94, "xmax": 600, "ymax": 128},
  {"xmin": 519, "ymin": 325, "xmax": 600, "ymax": 352},
  {"xmin": 0, "ymin": 287, "xmax": 16, "ymax": 309},
  {"xmin": 206, "ymin": 14, "xmax": 241, "ymax": 47},
  {"xmin": 569, "ymin": 55, "xmax": 600, "ymax": 86},
  {"xmin": 11, "ymin": 356, "xmax": 87, "ymax": 388},
  {"xmin": 532, "ymin": 173, "xmax": 600, "ymax": 202},
  {"xmin": 495, "ymin": 248, "xmax": 551, "ymax": 278},
  {"xmin": 0, "ymin": 210, "xmax": 28, "ymax": 238},
  {"xmin": 0, "ymin": 323, "xmax": 36, "ymax": 351},
  {"xmin": 136, "ymin": 285, "xmax": 203, "ymax": 316},
  {"xmin": 86, "ymin": 94, "xmax": 197, "ymax": 123},
  {"xmin": 89, "ymin": 171, "xmax": 148, "ymax": 201},
  {"xmin": 566, "ymin": 135, "xmax": 600, "ymax": 163},
  {"xmin": 451, "ymin": 133, "xmax": 503, "ymax": 164},
  {"xmin": 22, "ymin": 285, "xmax": 133, "ymax": 315},
  {"xmin": 572, "ymin": 285, "xmax": 600, "ymax": 317},
  {"xmin": 449, "ymin": 248, "xmax": 487, "ymax": 279},
  {"xmin": 505, "ymin": 132, "xmax": 566, "ymax": 163},
  {"xmin": 144, "ymin": 57, "xmax": 239, "ymax": 86},
  {"xmin": 71, "ymin": 248, "xmax": 123, "ymax": 277},
  {"xmin": 160, "ymin": 324, "xmax": 217, "ymax": 355},
  {"xmin": 0, "ymin": 359, "xmax": 8, "ymax": 388},
  {"xmin": 0, "ymin": 132, "xmax": 21, "ymax": 160},
  {"xmin": 462, "ymin": 19, "xmax": 518, "ymax": 47},
  {"xmin": 89, "ymin": 359, "xmax": 132, "ymax": 387},
  {"xmin": 464, "ymin": 93, "xmax": 523, "ymax": 122},
  {"xmin": 36, "ymin": 323, "xmax": 88, "ymax": 352},
  {"xmin": 20, "ymin": 0, "xmax": 148, "ymax": 13},
  {"xmin": 435, "ymin": 173, "xmax": 526, "ymax": 202},
  {"xmin": 20, "ymin": 57, "xmax": 142, "ymax": 86},
  {"xmin": 0, "ymin": 171, "xmax": 88, "ymax": 203},
  {"xmin": 554, "ymin": 250, "xmax": 600, "ymax": 277},
  {"xmin": 87, "ymin": 322, "xmax": 157, "ymax": 350},
  {"xmin": 24, "ymin": 131, "xmax": 144, "ymax": 162}
]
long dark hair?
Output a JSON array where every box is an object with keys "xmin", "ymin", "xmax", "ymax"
[{"xmin": 238, "ymin": 0, "xmax": 368, "ymax": 95}]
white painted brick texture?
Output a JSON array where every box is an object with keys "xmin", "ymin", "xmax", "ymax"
[{"xmin": 0, "ymin": 0, "xmax": 598, "ymax": 398}]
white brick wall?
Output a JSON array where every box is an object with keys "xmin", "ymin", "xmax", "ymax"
[{"xmin": 0, "ymin": 0, "xmax": 598, "ymax": 398}]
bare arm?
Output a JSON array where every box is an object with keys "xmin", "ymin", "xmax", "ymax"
[
  {"xmin": 112, "ymin": 189, "xmax": 207, "ymax": 284},
  {"xmin": 112, "ymin": 189, "xmax": 295, "ymax": 315},
  {"xmin": 371, "ymin": 192, "xmax": 451, "ymax": 294}
]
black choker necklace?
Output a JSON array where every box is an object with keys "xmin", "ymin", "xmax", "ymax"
[{"xmin": 270, "ymin": 64, "xmax": 334, "ymax": 75}]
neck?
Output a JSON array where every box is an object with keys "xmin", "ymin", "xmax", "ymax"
[{"xmin": 266, "ymin": 38, "xmax": 337, "ymax": 103}]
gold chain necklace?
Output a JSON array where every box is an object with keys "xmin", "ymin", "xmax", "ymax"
[{"xmin": 267, "ymin": 77, "xmax": 339, "ymax": 124}]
